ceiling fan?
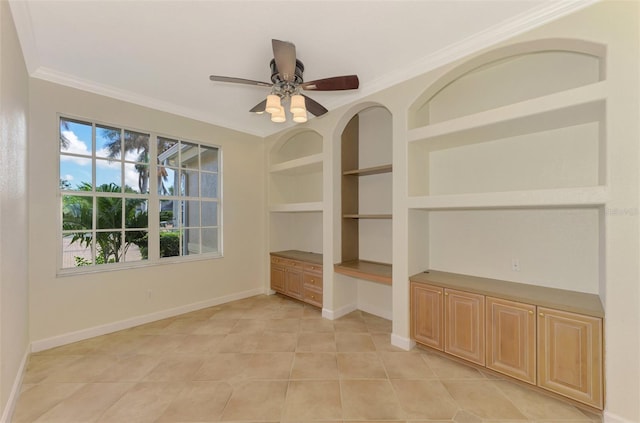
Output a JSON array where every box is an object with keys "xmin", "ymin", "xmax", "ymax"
[{"xmin": 209, "ymin": 39, "xmax": 359, "ymax": 123}]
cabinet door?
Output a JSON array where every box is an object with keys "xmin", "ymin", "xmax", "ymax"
[
  {"xmin": 410, "ymin": 282, "xmax": 444, "ymax": 350},
  {"xmin": 445, "ymin": 288, "xmax": 485, "ymax": 365},
  {"xmin": 537, "ymin": 307, "xmax": 603, "ymax": 409},
  {"xmin": 285, "ymin": 266, "xmax": 304, "ymax": 299},
  {"xmin": 270, "ymin": 264, "xmax": 286, "ymax": 293},
  {"xmin": 486, "ymin": 297, "xmax": 536, "ymax": 384}
]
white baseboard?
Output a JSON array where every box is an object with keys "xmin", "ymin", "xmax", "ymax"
[
  {"xmin": 0, "ymin": 346, "xmax": 29, "ymax": 423},
  {"xmin": 604, "ymin": 411, "xmax": 637, "ymax": 423},
  {"xmin": 390, "ymin": 333, "xmax": 415, "ymax": 351},
  {"xmin": 322, "ymin": 303, "xmax": 358, "ymax": 320},
  {"xmin": 31, "ymin": 288, "xmax": 263, "ymax": 352}
]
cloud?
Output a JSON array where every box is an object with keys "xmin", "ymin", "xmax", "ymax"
[{"xmin": 63, "ymin": 174, "xmax": 74, "ymax": 181}]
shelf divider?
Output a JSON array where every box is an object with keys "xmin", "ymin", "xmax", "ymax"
[{"xmin": 343, "ymin": 164, "xmax": 392, "ymax": 176}]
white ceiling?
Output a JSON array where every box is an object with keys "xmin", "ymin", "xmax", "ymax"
[{"xmin": 9, "ymin": 0, "xmax": 594, "ymax": 137}]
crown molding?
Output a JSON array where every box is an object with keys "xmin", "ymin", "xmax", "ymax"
[
  {"xmin": 8, "ymin": 0, "xmax": 39, "ymax": 74},
  {"xmin": 31, "ymin": 66, "xmax": 268, "ymax": 137}
]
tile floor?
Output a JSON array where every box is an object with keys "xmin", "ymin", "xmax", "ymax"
[{"xmin": 13, "ymin": 294, "xmax": 603, "ymax": 422}]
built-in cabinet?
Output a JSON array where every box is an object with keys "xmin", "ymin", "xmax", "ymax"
[
  {"xmin": 410, "ymin": 271, "xmax": 604, "ymax": 410},
  {"xmin": 270, "ymin": 250, "xmax": 323, "ymax": 307}
]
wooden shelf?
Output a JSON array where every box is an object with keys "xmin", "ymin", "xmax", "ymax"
[
  {"xmin": 334, "ymin": 259, "xmax": 392, "ymax": 285},
  {"xmin": 407, "ymin": 81, "xmax": 607, "ymax": 151},
  {"xmin": 343, "ymin": 164, "xmax": 392, "ymax": 176},
  {"xmin": 271, "ymin": 250, "xmax": 323, "ymax": 265},
  {"xmin": 269, "ymin": 202, "xmax": 323, "ymax": 212},
  {"xmin": 343, "ymin": 214, "xmax": 391, "ymax": 219},
  {"xmin": 407, "ymin": 186, "xmax": 608, "ymax": 210}
]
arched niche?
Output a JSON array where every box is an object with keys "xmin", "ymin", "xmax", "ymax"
[
  {"xmin": 269, "ymin": 129, "xmax": 323, "ymax": 165},
  {"xmin": 409, "ymin": 38, "xmax": 606, "ymax": 129}
]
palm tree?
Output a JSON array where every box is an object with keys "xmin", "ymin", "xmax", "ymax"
[{"xmin": 63, "ymin": 182, "xmax": 147, "ymax": 265}]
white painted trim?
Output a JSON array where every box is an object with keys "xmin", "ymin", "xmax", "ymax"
[
  {"xmin": 31, "ymin": 288, "xmax": 263, "ymax": 352},
  {"xmin": 604, "ymin": 411, "xmax": 636, "ymax": 423},
  {"xmin": 0, "ymin": 347, "xmax": 29, "ymax": 423},
  {"xmin": 390, "ymin": 333, "xmax": 415, "ymax": 351},
  {"xmin": 322, "ymin": 303, "xmax": 357, "ymax": 321},
  {"xmin": 7, "ymin": 0, "xmax": 39, "ymax": 74}
]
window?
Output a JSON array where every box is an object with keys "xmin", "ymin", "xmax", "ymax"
[{"xmin": 59, "ymin": 116, "xmax": 221, "ymax": 271}]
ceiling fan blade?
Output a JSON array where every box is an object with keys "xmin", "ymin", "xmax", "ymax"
[
  {"xmin": 209, "ymin": 75, "xmax": 272, "ymax": 88},
  {"xmin": 301, "ymin": 75, "xmax": 360, "ymax": 91},
  {"xmin": 302, "ymin": 94, "xmax": 328, "ymax": 117},
  {"xmin": 272, "ymin": 39, "xmax": 297, "ymax": 82},
  {"xmin": 249, "ymin": 99, "xmax": 267, "ymax": 113}
]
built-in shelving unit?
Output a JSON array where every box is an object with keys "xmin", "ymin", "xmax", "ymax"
[
  {"xmin": 335, "ymin": 107, "xmax": 393, "ymax": 286},
  {"xmin": 407, "ymin": 39, "xmax": 607, "ymax": 295},
  {"xmin": 268, "ymin": 130, "xmax": 324, "ymax": 273}
]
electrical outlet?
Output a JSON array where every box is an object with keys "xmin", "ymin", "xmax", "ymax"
[{"xmin": 511, "ymin": 259, "xmax": 520, "ymax": 272}]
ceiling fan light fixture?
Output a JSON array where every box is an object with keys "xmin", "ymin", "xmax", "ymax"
[
  {"xmin": 266, "ymin": 94, "xmax": 281, "ymax": 114},
  {"xmin": 290, "ymin": 94, "xmax": 306, "ymax": 114},
  {"xmin": 293, "ymin": 110, "xmax": 307, "ymax": 123},
  {"xmin": 271, "ymin": 106, "xmax": 286, "ymax": 123}
]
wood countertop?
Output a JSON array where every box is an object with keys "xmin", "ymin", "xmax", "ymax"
[
  {"xmin": 410, "ymin": 270, "xmax": 604, "ymax": 318},
  {"xmin": 270, "ymin": 250, "xmax": 323, "ymax": 265}
]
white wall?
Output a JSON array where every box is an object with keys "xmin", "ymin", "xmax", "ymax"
[
  {"xmin": 28, "ymin": 79, "xmax": 266, "ymax": 345},
  {"xmin": 0, "ymin": 0, "xmax": 30, "ymax": 418}
]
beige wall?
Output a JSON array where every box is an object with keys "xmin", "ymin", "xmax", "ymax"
[
  {"xmin": 0, "ymin": 0, "xmax": 30, "ymax": 417},
  {"xmin": 28, "ymin": 79, "xmax": 266, "ymax": 344}
]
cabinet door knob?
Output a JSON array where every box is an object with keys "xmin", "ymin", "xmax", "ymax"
[
  {"xmin": 539, "ymin": 312, "xmax": 544, "ymax": 317},
  {"xmin": 528, "ymin": 310, "xmax": 533, "ymax": 315},
  {"xmin": 444, "ymin": 292, "xmax": 449, "ymax": 296}
]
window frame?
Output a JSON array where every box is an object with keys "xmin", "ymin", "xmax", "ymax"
[{"xmin": 57, "ymin": 114, "xmax": 223, "ymax": 276}]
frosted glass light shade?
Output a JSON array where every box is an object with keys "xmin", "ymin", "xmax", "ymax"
[
  {"xmin": 293, "ymin": 110, "xmax": 307, "ymax": 123},
  {"xmin": 271, "ymin": 106, "xmax": 286, "ymax": 123},
  {"xmin": 266, "ymin": 95, "xmax": 282, "ymax": 114},
  {"xmin": 290, "ymin": 94, "xmax": 306, "ymax": 114}
]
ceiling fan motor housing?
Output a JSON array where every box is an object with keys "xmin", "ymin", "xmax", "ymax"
[{"xmin": 270, "ymin": 59, "xmax": 305, "ymax": 85}]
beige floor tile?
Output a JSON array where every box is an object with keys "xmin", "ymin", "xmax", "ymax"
[
  {"xmin": 175, "ymin": 334, "xmax": 226, "ymax": 354},
  {"xmin": 96, "ymin": 382, "xmax": 183, "ymax": 423},
  {"xmin": 220, "ymin": 380, "xmax": 288, "ymax": 421},
  {"xmin": 229, "ymin": 318, "xmax": 267, "ymax": 333},
  {"xmin": 156, "ymin": 381, "xmax": 233, "ymax": 422},
  {"xmin": 301, "ymin": 306, "xmax": 323, "ymax": 319},
  {"xmin": 291, "ymin": 352, "xmax": 339, "ymax": 379},
  {"xmin": 283, "ymin": 380, "xmax": 342, "ymax": 421},
  {"xmin": 300, "ymin": 318, "xmax": 335, "ymax": 332},
  {"xmin": 142, "ymin": 354, "xmax": 205, "ymax": 382},
  {"xmin": 380, "ymin": 351, "xmax": 436, "ymax": 379},
  {"xmin": 334, "ymin": 319, "xmax": 369, "ymax": 333},
  {"xmin": 193, "ymin": 318, "xmax": 238, "ymax": 335},
  {"xmin": 209, "ymin": 307, "xmax": 248, "ymax": 319},
  {"xmin": 22, "ymin": 354, "xmax": 84, "ymax": 384},
  {"xmin": 493, "ymin": 379, "xmax": 595, "ymax": 420},
  {"xmin": 420, "ymin": 351, "xmax": 484, "ymax": 379},
  {"xmin": 12, "ymin": 383, "xmax": 85, "ymax": 423},
  {"xmin": 40, "ymin": 354, "xmax": 120, "ymax": 383},
  {"xmin": 255, "ymin": 331, "xmax": 298, "ymax": 352},
  {"xmin": 163, "ymin": 317, "xmax": 209, "ymax": 334},
  {"xmin": 33, "ymin": 382, "xmax": 133, "ymax": 422},
  {"xmin": 297, "ymin": 332, "xmax": 336, "ymax": 352},
  {"xmin": 193, "ymin": 353, "xmax": 252, "ymax": 381},
  {"xmin": 391, "ymin": 379, "xmax": 458, "ymax": 420},
  {"xmin": 442, "ymin": 380, "xmax": 528, "ymax": 420},
  {"xmin": 135, "ymin": 334, "xmax": 189, "ymax": 354},
  {"xmin": 340, "ymin": 379, "xmax": 405, "ymax": 420},
  {"xmin": 364, "ymin": 318, "xmax": 393, "ymax": 333},
  {"xmin": 270, "ymin": 307, "xmax": 305, "ymax": 319},
  {"xmin": 217, "ymin": 332, "xmax": 260, "ymax": 352},
  {"xmin": 94, "ymin": 354, "xmax": 161, "ymax": 382},
  {"xmin": 336, "ymin": 352, "xmax": 387, "ymax": 379},
  {"xmin": 335, "ymin": 333, "xmax": 376, "ymax": 352},
  {"xmin": 265, "ymin": 318, "xmax": 301, "ymax": 332},
  {"xmin": 245, "ymin": 352, "xmax": 294, "ymax": 379}
]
